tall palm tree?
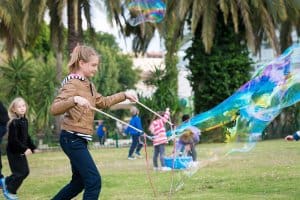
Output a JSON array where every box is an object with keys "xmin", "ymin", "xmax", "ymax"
[
  {"xmin": 67, "ymin": 0, "xmax": 96, "ymax": 54},
  {"xmin": 46, "ymin": 0, "xmax": 65, "ymax": 82},
  {"xmin": 0, "ymin": 0, "xmax": 48, "ymax": 58},
  {"xmin": 0, "ymin": 0, "xmax": 25, "ymax": 57}
]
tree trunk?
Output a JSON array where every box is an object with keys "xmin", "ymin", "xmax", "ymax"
[
  {"xmin": 67, "ymin": 0, "xmax": 83, "ymax": 54},
  {"xmin": 54, "ymin": 51, "xmax": 63, "ymax": 136}
]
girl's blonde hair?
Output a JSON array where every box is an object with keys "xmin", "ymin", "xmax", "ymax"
[
  {"xmin": 67, "ymin": 45, "xmax": 99, "ymax": 73},
  {"xmin": 8, "ymin": 97, "xmax": 28, "ymax": 120}
]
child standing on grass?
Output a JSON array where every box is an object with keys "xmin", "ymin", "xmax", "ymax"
[
  {"xmin": 125, "ymin": 106, "xmax": 143, "ymax": 160},
  {"xmin": 50, "ymin": 45, "xmax": 137, "ymax": 200},
  {"xmin": 96, "ymin": 120, "xmax": 107, "ymax": 145},
  {"xmin": 149, "ymin": 108, "xmax": 171, "ymax": 171},
  {"xmin": 1, "ymin": 97, "xmax": 37, "ymax": 200}
]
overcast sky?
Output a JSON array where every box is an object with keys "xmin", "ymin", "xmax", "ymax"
[{"xmin": 90, "ymin": 4, "xmax": 164, "ymax": 53}]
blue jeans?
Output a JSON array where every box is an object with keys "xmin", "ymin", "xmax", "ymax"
[
  {"xmin": 153, "ymin": 144, "xmax": 166, "ymax": 168},
  {"xmin": 52, "ymin": 130, "xmax": 101, "ymax": 200},
  {"xmin": 128, "ymin": 135, "xmax": 143, "ymax": 157}
]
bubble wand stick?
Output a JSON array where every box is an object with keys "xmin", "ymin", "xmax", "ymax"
[
  {"xmin": 134, "ymin": 100, "xmax": 173, "ymax": 126},
  {"xmin": 90, "ymin": 106, "xmax": 158, "ymax": 197}
]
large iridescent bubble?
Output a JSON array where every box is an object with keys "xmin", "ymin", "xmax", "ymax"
[
  {"xmin": 167, "ymin": 44, "xmax": 300, "ymax": 153},
  {"xmin": 127, "ymin": 0, "xmax": 166, "ymax": 26}
]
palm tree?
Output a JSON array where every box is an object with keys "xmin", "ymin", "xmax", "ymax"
[
  {"xmin": 67, "ymin": 0, "xmax": 96, "ymax": 54},
  {"xmin": 0, "ymin": 0, "xmax": 48, "ymax": 58},
  {"xmin": 46, "ymin": 0, "xmax": 65, "ymax": 82},
  {"xmin": 0, "ymin": 0, "xmax": 26, "ymax": 57},
  {"xmin": 178, "ymin": 0, "xmax": 300, "ymax": 56}
]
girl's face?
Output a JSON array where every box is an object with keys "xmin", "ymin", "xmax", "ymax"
[
  {"xmin": 14, "ymin": 100, "xmax": 27, "ymax": 116},
  {"xmin": 79, "ymin": 55, "xmax": 99, "ymax": 78}
]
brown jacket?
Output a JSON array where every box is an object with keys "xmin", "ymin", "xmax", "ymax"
[{"xmin": 50, "ymin": 78, "xmax": 126, "ymax": 135}]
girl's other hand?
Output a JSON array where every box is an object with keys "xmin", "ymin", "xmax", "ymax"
[{"xmin": 24, "ymin": 148, "xmax": 33, "ymax": 156}]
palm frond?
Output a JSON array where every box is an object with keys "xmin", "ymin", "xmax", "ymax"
[
  {"xmin": 229, "ymin": 0, "xmax": 238, "ymax": 33},
  {"xmin": 239, "ymin": 0, "xmax": 256, "ymax": 52},
  {"xmin": 201, "ymin": 0, "xmax": 217, "ymax": 54},
  {"xmin": 219, "ymin": 0, "xmax": 229, "ymax": 25},
  {"xmin": 191, "ymin": 0, "xmax": 204, "ymax": 34},
  {"xmin": 259, "ymin": 4, "xmax": 280, "ymax": 55},
  {"xmin": 0, "ymin": 2, "xmax": 12, "ymax": 27},
  {"xmin": 47, "ymin": 0, "xmax": 66, "ymax": 51}
]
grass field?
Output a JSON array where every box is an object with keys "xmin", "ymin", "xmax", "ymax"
[{"xmin": 0, "ymin": 139, "xmax": 299, "ymax": 200}]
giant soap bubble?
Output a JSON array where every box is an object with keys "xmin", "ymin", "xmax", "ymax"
[
  {"xmin": 168, "ymin": 44, "xmax": 300, "ymax": 153},
  {"xmin": 127, "ymin": 0, "xmax": 166, "ymax": 26}
]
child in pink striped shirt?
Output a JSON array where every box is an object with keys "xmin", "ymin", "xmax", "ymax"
[{"xmin": 149, "ymin": 108, "xmax": 171, "ymax": 171}]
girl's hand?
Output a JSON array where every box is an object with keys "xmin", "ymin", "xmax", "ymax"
[
  {"xmin": 74, "ymin": 96, "xmax": 90, "ymax": 108},
  {"xmin": 125, "ymin": 91, "xmax": 138, "ymax": 102},
  {"xmin": 24, "ymin": 148, "xmax": 33, "ymax": 156}
]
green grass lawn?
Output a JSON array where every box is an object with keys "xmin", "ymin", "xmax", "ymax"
[{"xmin": 1, "ymin": 139, "xmax": 299, "ymax": 200}]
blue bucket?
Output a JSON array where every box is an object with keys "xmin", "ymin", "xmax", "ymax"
[{"xmin": 164, "ymin": 156, "xmax": 193, "ymax": 169}]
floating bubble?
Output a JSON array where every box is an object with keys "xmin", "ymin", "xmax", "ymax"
[
  {"xmin": 127, "ymin": 0, "xmax": 166, "ymax": 26},
  {"xmin": 167, "ymin": 44, "xmax": 300, "ymax": 154}
]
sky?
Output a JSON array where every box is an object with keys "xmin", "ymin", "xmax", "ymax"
[{"xmin": 89, "ymin": 4, "xmax": 164, "ymax": 53}]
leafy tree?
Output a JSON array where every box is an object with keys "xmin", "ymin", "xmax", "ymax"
[
  {"xmin": 30, "ymin": 58, "xmax": 58, "ymax": 141},
  {"xmin": 26, "ymin": 22, "xmax": 52, "ymax": 62},
  {"xmin": 84, "ymin": 31, "xmax": 139, "ymax": 95},
  {"xmin": 185, "ymin": 13, "xmax": 252, "ymax": 141},
  {"xmin": 185, "ymin": 13, "xmax": 252, "ymax": 112}
]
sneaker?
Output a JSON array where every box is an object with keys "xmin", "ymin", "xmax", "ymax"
[
  {"xmin": 1, "ymin": 178, "xmax": 6, "ymax": 192},
  {"xmin": 153, "ymin": 167, "xmax": 159, "ymax": 171},
  {"xmin": 161, "ymin": 166, "xmax": 172, "ymax": 171},
  {"xmin": 1, "ymin": 178, "xmax": 18, "ymax": 200},
  {"xmin": 4, "ymin": 192, "xmax": 18, "ymax": 200},
  {"xmin": 135, "ymin": 152, "xmax": 142, "ymax": 159},
  {"xmin": 127, "ymin": 156, "xmax": 136, "ymax": 160}
]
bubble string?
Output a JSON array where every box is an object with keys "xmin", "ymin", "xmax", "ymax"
[
  {"xmin": 134, "ymin": 101, "xmax": 179, "ymax": 199},
  {"xmin": 134, "ymin": 100, "xmax": 173, "ymax": 126},
  {"xmin": 142, "ymin": 131, "xmax": 158, "ymax": 198},
  {"xmin": 168, "ymin": 120, "xmax": 177, "ymax": 200},
  {"xmin": 89, "ymin": 107, "xmax": 158, "ymax": 197}
]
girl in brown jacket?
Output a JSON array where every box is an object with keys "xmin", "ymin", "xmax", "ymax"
[{"xmin": 51, "ymin": 45, "xmax": 136, "ymax": 200}]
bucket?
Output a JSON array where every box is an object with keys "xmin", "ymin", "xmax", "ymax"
[{"xmin": 164, "ymin": 156, "xmax": 193, "ymax": 169}]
